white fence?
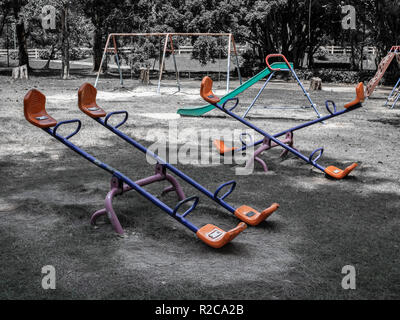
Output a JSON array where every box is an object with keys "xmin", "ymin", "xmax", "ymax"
[
  {"xmin": 0, "ymin": 46, "xmax": 378, "ymax": 59},
  {"xmin": 324, "ymin": 46, "xmax": 377, "ymax": 55},
  {"xmin": 0, "ymin": 48, "xmax": 47, "ymax": 59}
]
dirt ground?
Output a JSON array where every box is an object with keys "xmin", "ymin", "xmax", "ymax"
[{"xmin": 0, "ymin": 71, "xmax": 400, "ymax": 300}]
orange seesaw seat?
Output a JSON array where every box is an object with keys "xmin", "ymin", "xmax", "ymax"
[
  {"xmin": 344, "ymin": 82, "xmax": 365, "ymax": 109},
  {"xmin": 235, "ymin": 204, "xmax": 280, "ymax": 226},
  {"xmin": 200, "ymin": 76, "xmax": 221, "ymax": 105},
  {"xmin": 213, "ymin": 139, "xmax": 238, "ymax": 155},
  {"xmin": 196, "ymin": 222, "xmax": 247, "ymax": 249},
  {"xmin": 24, "ymin": 89, "xmax": 57, "ymax": 128},
  {"xmin": 78, "ymin": 83, "xmax": 107, "ymax": 118},
  {"xmin": 325, "ymin": 163, "xmax": 358, "ymax": 180}
]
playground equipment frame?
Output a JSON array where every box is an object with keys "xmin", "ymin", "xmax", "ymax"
[
  {"xmin": 178, "ymin": 54, "xmax": 321, "ymax": 118},
  {"xmin": 94, "ymin": 33, "xmax": 242, "ymax": 94},
  {"xmin": 385, "ymin": 77, "xmax": 400, "ymax": 109}
]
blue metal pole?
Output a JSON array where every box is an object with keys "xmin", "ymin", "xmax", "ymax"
[
  {"xmin": 242, "ymin": 72, "xmax": 276, "ymax": 118},
  {"xmin": 290, "ymin": 67, "xmax": 322, "ymax": 119},
  {"xmin": 387, "ymin": 78, "xmax": 400, "ymax": 109},
  {"xmin": 235, "ymin": 103, "xmax": 361, "ymax": 153}
]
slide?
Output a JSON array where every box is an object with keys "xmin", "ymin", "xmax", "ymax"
[
  {"xmin": 177, "ymin": 62, "xmax": 293, "ymax": 117},
  {"xmin": 365, "ymin": 46, "xmax": 400, "ymax": 97}
]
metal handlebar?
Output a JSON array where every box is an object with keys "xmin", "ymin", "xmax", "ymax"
[
  {"xmin": 222, "ymin": 98, "xmax": 240, "ymax": 112},
  {"xmin": 325, "ymin": 101, "xmax": 337, "ymax": 115},
  {"xmin": 265, "ymin": 54, "xmax": 292, "ymax": 72},
  {"xmin": 214, "ymin": 181, "xmax": 237, "ymax": 201},
  {"xmin": 105, "ymin": 111, "xmax": 129, "ymax": 129},
  {"xmin": 173, "ymin": 196, "xmax": 199, "ymax": 218},
  {"xmin": 53, "ymin": 119, "xmax": 82, "ymax": 140},
  {"xmin": 309, "ymin": 148, "xmax": 324, "ymax": 165}
]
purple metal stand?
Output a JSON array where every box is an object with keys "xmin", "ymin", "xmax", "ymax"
[
  {"xmin": 91, "ymin": 164, "xmax": 185, "ymax": 234},
  {"xmin": 246, "ymin": 132, "xmax": 297, "ymax": 172}
]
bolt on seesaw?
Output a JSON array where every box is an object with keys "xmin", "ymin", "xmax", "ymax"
[
  {"xmin": 200, "ymin": 75, "xmax": 366, "ymax": 180},
  {"xmin": 23, "ymin": 88, "xmax": 279, "ymax": 249}
]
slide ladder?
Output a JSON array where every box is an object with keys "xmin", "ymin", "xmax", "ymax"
[
  {"xmin": 385, "ymin": 78, "xmax": 400, "ymax": 109},
  {"xmin": 366, "ymin": 46, "xmax": 400, "ymax": 97}
]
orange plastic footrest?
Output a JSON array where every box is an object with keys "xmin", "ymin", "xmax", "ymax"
[
  {"xmin": 234, "ymin": 204, "xmax": 279, "ymax": 226},
  {"xmin": 214, "ymin": 139, "xmax": 237, "ymax": 155},
  {"xmin": 325, "ymin": 163, "xmax": 358, "ymax": 179},
  {"xmin": 196, "ymin": 222, "xmax": 247, "ymax": 248}
]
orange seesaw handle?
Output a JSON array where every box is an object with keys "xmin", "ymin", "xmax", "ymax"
[{"xmin": 265, "ymin": 54, "xmax": 292, "ymax": 72}]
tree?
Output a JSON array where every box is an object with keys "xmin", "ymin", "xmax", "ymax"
[
  {"xmin": 11, "ymin": 0, "xmax": 29, "ymax": 67},
  {"xmin": 0, "ymin": 0, "xmax": 12, "ymax": 37},
  {"xmin": 78, "ymin": 0, "xmax": 132, "ymax": 72}
]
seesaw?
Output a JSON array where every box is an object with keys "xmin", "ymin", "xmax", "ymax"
[
  {"xmin": 23, "ymin": 87, "xmax": 279, "ymax": 249},
  {"xmin": 177, "ymin": 55, "xmax": 321, "ymax": 119},
  {"xmin": 200, "ymin": 75, "xmax": 365, "ymax": 179}
]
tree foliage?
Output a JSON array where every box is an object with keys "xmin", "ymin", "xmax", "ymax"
[{"xmin": 1, "ymin": 0, "xmax": 400, "ymax": 74}]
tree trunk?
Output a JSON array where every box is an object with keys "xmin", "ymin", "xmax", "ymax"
[
  {"xmin": 61, "ymin": 4, "xmax": 70, "ymax": 79},
  {"xmin": 15, "ymin": 15, "xmax": 29, "ymax": 67},
  {"xmin": 92, "ymin": 28, "xmax": 104, "ymax": 72},
  {"xmin": 43, "ymin": 45, "xmax": 55, "ymax": 70}
]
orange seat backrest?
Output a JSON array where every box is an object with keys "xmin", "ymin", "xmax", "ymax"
[
  {"xmin": 78, "ymin": 83, "xmax": 107, "ymax": 118},
  {"xmin": 344, "ymin": 82, "xmax": 365, "ymax": 109},
  {"xmin": 24, "ymin": 89, "xmax": 57, "ymax": 128},
  {"xmin": 200, "ymin": 77, "xmax": 221, "ymax": 105}
]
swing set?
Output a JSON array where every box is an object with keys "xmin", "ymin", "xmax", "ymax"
[{"xmin": 94, "ymin": 33, "xmax": 242, "ymax": 94}]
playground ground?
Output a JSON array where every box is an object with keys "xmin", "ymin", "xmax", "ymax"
[{"xmin": 1, "ymin": 72, "xmax": 400, "ymax": 300}]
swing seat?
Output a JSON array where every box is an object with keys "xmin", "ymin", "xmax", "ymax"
[
  {"xmin": 214, "ymin": 139, "xmax": 237, "ymax": 155},
  {"xmin": 325, "ymin": 163, "xmax": 358, "ymax": 179},
  {"xmin": 344, "ymin": 82, "xmax": 365, "ymax": 109},
  {"xmin": 196, "ymin": 222, "xmax": 247, "ymax": 248},
  {"xmin": 24, "ymin": 89, "xmax": 57, "ymax": 128},
  {"xmin": 78, "ymin": 83, "xmax": 107, "ymax": 118},
  {"xmin": 234, "ymin": 204, "xmax": 280, "ymax": 226}
]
